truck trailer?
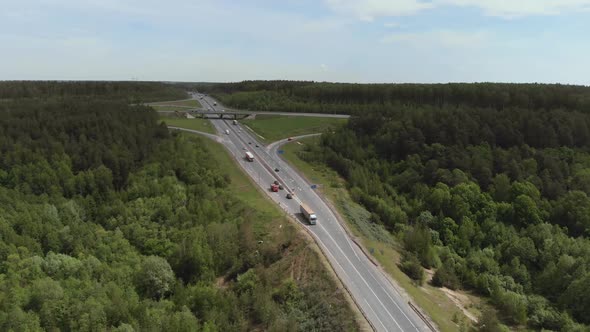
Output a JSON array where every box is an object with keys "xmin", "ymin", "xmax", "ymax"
[
  {"xmin": 245, "ymin": 151, "xmax": 254, "ymax": 162},
  {"xmin": 300, "ymin": 203, "xmax": 317, "ymax": 225}
]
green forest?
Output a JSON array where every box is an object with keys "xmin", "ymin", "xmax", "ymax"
[
  {"xmin": 0, "ymin": 82, "xmax": 356, "ymax": 331},
  {"xmin": 233, "ymin": 81, "xmax": 590, "ymax": 330},
  {"xmin": 193, "ymin": 80, "xmax": 590, "ymax": 115},
  {"xmin": 0, "ymin": 81, "xmax": 187, "ymax": 102}
]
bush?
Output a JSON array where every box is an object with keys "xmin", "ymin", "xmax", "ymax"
[
  {"xmin": 493, "ymin": 290, "xmax": 528, "ymax": 325},
  {"xmin": 432, "ymin": 265, "xmax": 460, "ymax": 290},
  {"xmin": 400, "ymin": 253, "xmax": 424, "ymax": 285},
  {"xmin": 477, "ymin": 309, "xmax": 510, "ymax": 332}
]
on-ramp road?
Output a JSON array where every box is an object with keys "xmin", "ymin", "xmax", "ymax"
[{"xmin": 172, "ymin": 94, "xmax": 435, "ymax": 332}]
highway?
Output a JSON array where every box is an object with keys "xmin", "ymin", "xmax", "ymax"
[{"xmin": 181, "ymin": 93, "xmax": 433, "ymax": 332}]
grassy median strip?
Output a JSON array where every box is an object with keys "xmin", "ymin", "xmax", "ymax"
[
  {"xmin": 241, "ymin": 114, "xmax": 347, "ymax": 143},
  {"xmin": 152, "ymin": 105, "xmax": 193, "ymax": 112},
  {"xmin": 282, "ymin": 136, "xmax": 480, "ymax": 332},
  {"xmin": 149, "ymin": 98, "xmax": 202, "ymax": 108},
  {"xmin": 161, "ymin": 118, "xmax": 217, "ymax": 134}
]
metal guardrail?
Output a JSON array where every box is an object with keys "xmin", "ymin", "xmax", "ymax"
[{"xmin": 409, "ymin": 301, "xmax": 437, "ymax": 332}]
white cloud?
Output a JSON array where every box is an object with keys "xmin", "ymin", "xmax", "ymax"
[
  {"xmin": 324, "ymin": 0, "xmax": 434, "ymax": 20},
  {"xmin": 380, "ymin": 29, "xmax": 490, "ymax": 48},
  {"xmin": 441, "ymin": 0, "xmax": 590, "ymax": 18},
  {"xmin": 325, "ymin": 0, "xmax": 590, "ymax": 19}
]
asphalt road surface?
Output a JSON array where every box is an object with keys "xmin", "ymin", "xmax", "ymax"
[{"xmin": 181, "ymin": 93, "xmax": 433, "ymax": 332}]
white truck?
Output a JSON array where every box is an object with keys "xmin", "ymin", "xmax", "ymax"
[
  {"xmin": 225, "ymin": 129, "xmax": 230, "ymax": 135},
  {"xmin": 245, "ymin": 151, "xmax": 254, "ymax": 162},
  {"xmin": 300, "ymin": 203, "xmax": 317, "ymax": 225}
]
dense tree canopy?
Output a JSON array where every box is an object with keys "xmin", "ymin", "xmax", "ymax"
[
  {"xmin": 0, "ymin": 81, "xmax": 187, "ymax": 102},
  {"xmin": 0, "ymin": 82, "xmax": 356, "ymax": 331},
  {"xmin": 192, "ymin": 80, "xmax": 590, "ymax": 115}
]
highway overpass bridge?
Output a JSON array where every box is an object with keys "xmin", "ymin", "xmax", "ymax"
[
  {"xmin": 157, "ymin": 109, "xmax": 253, "ymax": 120},
  {"xmin": 156, "ymin": 108, "xmax": 350, "ymax": 120},
  {"xmin": 196, "ymin": 111, "xmax": 252, "ymax": 120}
]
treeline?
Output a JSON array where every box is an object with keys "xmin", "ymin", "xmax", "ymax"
[
  {"xmin": 194, "ymin": 80, "xmax": 590, "ymax": 114},
  {"xmin": 0, "ymin": 99, "xmax": 166, "ymax": 191},
  {"xmin": 0, "ymin": 81, "xmax": 187, "ymax": 102},
  {"xmin": 296, "ymin": 99, "xmax": 590, "ymax": 329},
  {"xmin": 0, "ymin": 84, "xmax": 355, "ymax": 331}
]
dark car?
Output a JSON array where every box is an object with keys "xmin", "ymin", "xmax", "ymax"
[
  {"xmin": 273, "ymin": 180, "xmax": 279, "ymax": 185},
  {"xmin": 286, "ymin": 193, "xmax": 293, "ymax": 199},
  {"xmin": 279, "ymin": 185, "xmax": 283, "ymax": 190},
  {"xmin": 274, "ymin": 168, "xmax": 279, "ymax": 172}
]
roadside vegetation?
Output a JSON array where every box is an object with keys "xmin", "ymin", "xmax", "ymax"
[
  {"xmin": 0, "ymin": 82, "xmax": 358, "ymax": 331},
  {"xmin": 282, "ymin": 137, "xmax": 478, "ymax": 332},
  {"xmin": 148, "ymin": 99, "xmax": 202, "ymax": 108},
  {"xmin": 204, "ymin": 80, "xmax": 590, "ymax": 331},
  {"xmin": 160, "ymin": 117, "xmax": 217, "ymax": 134},
  {"xmin": 241, "ymin": 115, "xmax": 347, "ymax": 143},
  {"xmin": 152, "ymin": 105, "xmax": 195, "ymax": 112}
]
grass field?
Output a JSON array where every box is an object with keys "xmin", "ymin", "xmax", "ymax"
[
  {"xmin": 160, "ymin": 118, "xmax": 217, "ymax": 134},
  {"xmin": 281, "ymin": 136, "xmax": 481, "ymax": 332},
  {"xmin": 241, "ymin": 115, "xmax": 347, "ymax": 143},
  {"xmin": 175, "ymin": 132, "xmax": 364, "ymax": 331},
  {"xmin": 152, "ymin": 105, "xmax": 194, "ymax": 112},
  {"xmin": 149, "ymin": 98, "xmax": 202, "ymax": 108}
]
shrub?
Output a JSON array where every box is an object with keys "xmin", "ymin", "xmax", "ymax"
[
  {"xmin": 400, "ymin": 253, "xmax": 424, "ymax": 285},
  {"xmin": 432, "ymin": 265, "xmax": 460, "ymax": 290}
]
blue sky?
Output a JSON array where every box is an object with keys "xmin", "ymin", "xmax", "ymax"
[{"xmin": 1, "ymin": 0, "xmax": 589, "ymax": 84}]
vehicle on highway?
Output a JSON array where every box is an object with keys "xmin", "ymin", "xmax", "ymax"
[
  {"xmin": 286, "ymin": 193, "xmax": 293, "ymax": 199},
  {"xmin": 213, "ymin": 102, "xmax": 217, "ymax": 106},
  {"xmin": 270, "ymin": 183, "xmax": 279, "ymax": 192},
  {"xmin": 255, "ymin": 144, "xmax": 259, "ymax": 147},
  {"xmin": 273, "ymin": 180, "xmax": 279, "ymax": 185},
  {"xmin": 225, "ymin": 129, "xmax": 230, "ymax": 135},
  {"xmin": 248, "ymin": 142, "xmax": 251, "ymax": 145},
  {"xmin": 300, "ymin": 203, "xmax": 317, "ymax": 225},
  {"xmin": 232, "ymin": 120, "xmax": 238, "ymax": 125},
  {"xmin": 288, "ymin": 137, "xmax": 293, "ymax": 141},
  {"xmin": 274, "ymin": 168, "xmax": 279, "ymax": 172},
  {"xmin": 279, "ymin": 185, "xmax": 283, "ymax": 190},
  {"xmin": 245, "ymin": 151, "xmax": 254, "ymax": 162}
]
